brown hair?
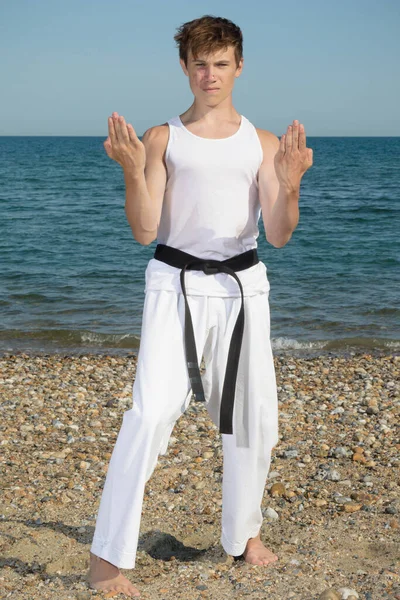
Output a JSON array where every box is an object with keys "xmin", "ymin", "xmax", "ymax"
[{"xmin": 174, "ymin": 15, "xmax": 243, "ymax": 69}]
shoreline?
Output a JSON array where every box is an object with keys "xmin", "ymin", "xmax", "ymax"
[{"xmin": 0, "ymin": 344, "xmax": 398, "ymax": 361}]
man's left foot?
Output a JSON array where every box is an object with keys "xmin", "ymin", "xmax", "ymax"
[{"xmin": 242, "ymin": 532, "xmax": 278, "ymax": 566}]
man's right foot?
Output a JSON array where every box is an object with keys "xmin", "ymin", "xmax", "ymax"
[{"xmin": 87, "ymin": 551, "xmax": 141, "ymax": 597}]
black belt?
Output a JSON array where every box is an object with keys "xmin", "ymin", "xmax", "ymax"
[{"xmin": 153, "ymin": 243, "xmax": 259, "ymax": 435}]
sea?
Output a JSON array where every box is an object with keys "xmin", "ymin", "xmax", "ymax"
[{"xmin": 0, "ymin": 135, "xmax": 399, "ymax": 359}]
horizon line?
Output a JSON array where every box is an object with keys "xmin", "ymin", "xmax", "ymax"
[{"xmin": 1, "ymin": 135, "xmax": 399, "ymax": 138}]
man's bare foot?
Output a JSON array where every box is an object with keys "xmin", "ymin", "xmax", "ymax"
[
  {"xmin": 242, "ymin": 532, "xmax": 278, "ymax": 566},
  {"xmin": 86, "ymin": 551, "xmax": 141, "ymax": 597}
]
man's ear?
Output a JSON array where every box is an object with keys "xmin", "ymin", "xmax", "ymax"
[
  {"xmin": 235, "ymin": 58, "xmax": 244, "ymax": 78},
  {"xmin": 179, "ymin": 58, "xmax": 189, "ymax": 76}
]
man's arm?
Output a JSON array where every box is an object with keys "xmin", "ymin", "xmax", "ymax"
[
  {"xmin": 124, "ymin": 124, "xmax": 169, "ymax": 245},
  {"xmin": 256, "ymin": 129, "xmax": 300, "ymax": 248}
]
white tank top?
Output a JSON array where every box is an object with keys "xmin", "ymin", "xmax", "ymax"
[
  {"xmin": 145, "ymin": 114, "xmax": 270, "ymax": 297},
  {"xmin": 156, "ymin": 114, "xmax": 263, "ymax": 260}
]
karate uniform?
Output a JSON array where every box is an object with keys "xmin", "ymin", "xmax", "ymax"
[{"xmin": 90, "ymin": 114, "xmax": 279, "ymax": 568}]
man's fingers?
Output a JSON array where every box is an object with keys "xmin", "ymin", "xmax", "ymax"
[
  {"xmin": 103, "ymin": 139, "xmax": 112, "ymax": 158},
  {"xmin": 279, "ymin": 133, "xmax": 286, "ymax": 154},
  {"xmin": 108, "ymin": 117, "xmax": 117, "ymax": 145},
  {"xmin": 111, "ymin": 113, "xmax": 123, "ymax": 142},
  {"xmin": 114, "ymin": 115, "xmax": 130, "ymax": 143},
  {"xmin": 127, "ymin": 123, "xmax": 140, "ymax": 144},
  {"xmin": 286, "ymin": 124, "xmax": 293, "ymax": 151},
  {"xmin": 299, "ymin": 123, "xmax": 306, "ymax": 150},
  {"xmin": 292, "ymin": 120, "xmax": 299, "ymax": 148}
]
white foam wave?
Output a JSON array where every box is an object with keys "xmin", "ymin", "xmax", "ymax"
[{"xmin": 271, "ymin": 337, "xmax": 327, "ymax": 351}]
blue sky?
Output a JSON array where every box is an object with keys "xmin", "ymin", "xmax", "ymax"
[{"xmin": 1, "ymin": 0, "xmax": 399, "ymax": 137}]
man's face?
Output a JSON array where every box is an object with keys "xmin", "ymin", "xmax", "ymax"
[{"xmin": 180, "ymin": 46, "xmax": 243, "ymax": 101}]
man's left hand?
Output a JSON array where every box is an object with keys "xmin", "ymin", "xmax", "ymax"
[{"xmin": 274, "ymin": 119, "xmax": 313, "ymax": 193}]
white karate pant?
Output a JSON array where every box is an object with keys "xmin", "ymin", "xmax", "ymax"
[{"xmin": 90, "ymin": 287, "xmax": 279, "ymax": 569}]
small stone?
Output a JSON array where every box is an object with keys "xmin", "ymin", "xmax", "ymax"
[
  {"xmin": 385, "ymin": 505, "xmax": 398, "ymax": 515},
  {"xmin": 263, "ymin": 507, "xmax": 279, "ymax": 521},
  {"xmin": 283, "ymin": 449, "xmax": 298, "ymax": 459},
  {"xmin": 285, "ymin": 490, "xmax": 296, "ymax": 499},
  {"xmin": 337, "ymin": 588, "xmax": 359, "ymax": 599},
  {"xmin": 314, "ymin": 468, "xmax": 329, "ymax": 481},
  {"xmin": 327, "ymin": 469, "xmax": 341, "ymax": 481},
  {"xmin": 342, "ymin": 503, "xmax": 362, "ymax": 513},
  {"xmin": 350, "ymin": 491, "xmax": 373, "ymax": 504},
  {"xmin": 333, "ymin": 446, "xmax": 349, "ymax": 457},
  {"xmin": 335, "ymin": 496, "xmax": 352, "ymax": 504},
  {"xmin": 105, "ymin": 398, "xmax": 117, "ymax": 407},
  {"xmin": 353, "ymin": 453, "xmax": 367, "ymax": 463},
  {"xmin": 270, "ymin": 482, "xmax": 286, "ymax": 496},
  {"xmin": 315, "ymin": 499, "xmax": 328, "ymax": 507}
]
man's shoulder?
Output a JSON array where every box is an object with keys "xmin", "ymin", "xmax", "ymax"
[
  {"xmin": 141, "ymin": 123, "xmax": 170, "ymax": 157},
  {"xmin": 254, "ymin": 127, "xmax": 280, "ymax": 162},
  {"xmin": 141, "ymin": 123, "xmax": 169, "ymax": 143},
  {"xmin": 255, "ymin": 127, "xmax": 279, "ymax": 147}
]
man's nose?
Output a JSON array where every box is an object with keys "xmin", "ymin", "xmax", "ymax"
[{"xmin": 205, "ymin": 67, "xmax": 216, "ymax": 81}]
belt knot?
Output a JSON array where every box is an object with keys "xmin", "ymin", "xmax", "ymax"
[{"xmin": 201, "ymin": 261, "xmax": 220, "ymax": 275}]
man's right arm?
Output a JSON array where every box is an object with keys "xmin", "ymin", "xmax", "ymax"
[{"xmin": 124, "ymin": 124, "xmax": 169, "ymax": 245}]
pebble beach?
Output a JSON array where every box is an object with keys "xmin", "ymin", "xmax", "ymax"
[{"xmin": 0, "ymin": 351, "xmax": 399, "ymax": 600}]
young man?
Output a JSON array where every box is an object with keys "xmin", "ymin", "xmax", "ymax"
[{"xmin": 87, "ymin": 15, "xmax": 313, "ymax": 598}]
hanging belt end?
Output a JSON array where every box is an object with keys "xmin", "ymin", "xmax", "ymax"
[{"xmin": 219, "ymin": 424, "xmax": 233, "ymax": 435}]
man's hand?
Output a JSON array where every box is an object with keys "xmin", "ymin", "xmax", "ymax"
[
  {"xmin": 104, "ymin": 111, "xmax": 146, "ymax": 173},
  {"xmin": 274, "ymin": 119, "xmax": 313, "ymax": 193}
]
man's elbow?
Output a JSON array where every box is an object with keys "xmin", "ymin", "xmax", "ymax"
[
  {"xmin": 135, "ymin": 234, "xmax": 157, "ymax": 246},
  {"xmin": 266, "ymin": 234, "xmax": 292, "ymax": 248},
  {"xmin": 128, "ymin": 228, "xmax": 157, "ymax": 246}
]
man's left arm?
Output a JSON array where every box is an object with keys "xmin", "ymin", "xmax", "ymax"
[{"xmin": 257, "ymin": 119, "xmax": 313, "ymax": 248}]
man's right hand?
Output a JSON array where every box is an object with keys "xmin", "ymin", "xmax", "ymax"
[{"xmin": 104, "ymin": 112, "xmax": 146, "ymax": 173}]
